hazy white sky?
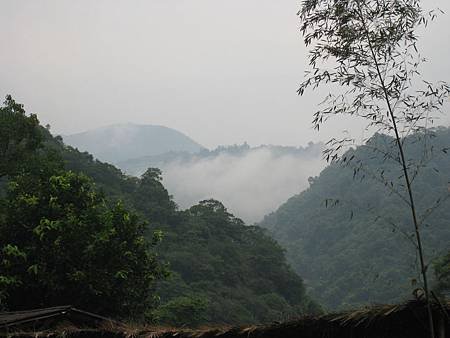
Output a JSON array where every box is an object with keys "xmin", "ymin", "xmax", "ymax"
[{"xmin": 1, "ymin": 0, "xmax": 449, "ymax": 148}]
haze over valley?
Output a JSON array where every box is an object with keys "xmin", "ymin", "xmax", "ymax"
[
  {"xmin": 1, "ymin": 0, "xmax": 450, "ymax": 334},
  {"xmin": 63, "ymin": 124, "xmax": 325, "ymax": 223}
]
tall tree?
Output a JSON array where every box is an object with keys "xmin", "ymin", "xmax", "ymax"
[
  {"xmin": 0, "ymin": 154, "xmax": 166, "ymax": 320},
  {"xmin": 132, "ymin": 168, "xmax": 177, "ymax": 224},
  {"xmin": 0, "ymin": 97, "xmax": 168, "ymax": 318},
  {"xmin": 297, "ymin": 1, "xmax": 449, "ymax": 336},
  {"xmin": 0, "ymin": 95, "xmax": 42, "ymax": 178}
]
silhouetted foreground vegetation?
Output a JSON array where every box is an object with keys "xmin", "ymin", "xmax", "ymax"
[{"xmin": 0, "ymin": 96, "xmax": 318, "ymax": 326}]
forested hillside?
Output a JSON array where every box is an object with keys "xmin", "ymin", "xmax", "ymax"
[
  {"xmin": 60, "ymin": 145, "xmax": 319, "ymax": 325},
  {"xmin": 64, "ymin": 126, "xmax": 325, "ymax": 224},
  {"xmin": 260, "ymin": 129, "xmax": 450, "ymax": 309},
  {"xmin": 0, "ymin": 97, "xmax": 318, "ymax": 326}
]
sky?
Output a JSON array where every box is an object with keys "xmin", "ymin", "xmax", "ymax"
[{"xmin": 1, "ymin": 0, "xmax": 450, "ymax": 149}]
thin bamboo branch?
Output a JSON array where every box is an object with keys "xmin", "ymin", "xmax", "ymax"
[{"xmin": 355, "ymin": 2, "xmax": 435, "ymax": 337}]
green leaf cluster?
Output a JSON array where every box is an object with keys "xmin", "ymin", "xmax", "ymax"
[{"xmin": 0, "ymin": 95, "xmax": 42, "ymax": 178}]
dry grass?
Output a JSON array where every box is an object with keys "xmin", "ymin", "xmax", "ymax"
[{"xmin": 2, "ymin": 299, "xmax": 449, "ymax": 338}]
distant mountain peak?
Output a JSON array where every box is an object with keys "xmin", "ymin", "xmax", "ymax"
[{"xmin": 63, "ymin": 124, "xmax": 205, "ymax": 163}]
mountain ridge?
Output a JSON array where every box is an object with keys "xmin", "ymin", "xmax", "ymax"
[
  {"xmin": 259, "ymin": 128, "xmax": 450, "ymax": 309},
  {"xmin": 63, "ymin": 123, "xmax": 205, "ymax": 163}
]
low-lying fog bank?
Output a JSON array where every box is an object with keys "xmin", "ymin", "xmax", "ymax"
[{"xmin": 118, "ymin": 143, "xmax": 325, "ymax": 223}]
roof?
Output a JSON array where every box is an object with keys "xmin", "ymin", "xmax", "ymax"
[
  {"xmin": 151, "ymin": 300, "xmax": 450, "ymax": 338},
  {"xmin": 0, "ymin": 300, "xmax": 448, "ymax": 337},
  {"xmin": 0, "ymin": 305, "xmax": 116, "ymax": 331}
]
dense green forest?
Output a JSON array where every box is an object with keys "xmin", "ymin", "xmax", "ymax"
[
  {"xmin": 260, "ymin": 130, "xmax": 450, "ymax": 309},
  {"xmin": 60, "ymin": 130, "xmax": 320, "ymax": 326},
  {"xmin": 0, "ymin": 96, "xmax": 318, "ymax": 326},
  {"xmin": 2, "ymin": 95, "xmax": 448, "ymax": 325}
]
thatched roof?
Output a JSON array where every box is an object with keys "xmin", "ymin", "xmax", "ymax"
[
  {"xmin": 152, "ymin": 300, "xmax": 450, "ymax": 338},
  {"xmin": 0, "ymin": 305, "xmax": 117, "ymax": 331},
  {"xmin": 1, "ymin": 300, "xmax": 449, "ymax": 338}
]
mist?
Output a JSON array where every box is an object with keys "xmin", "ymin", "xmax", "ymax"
[
  {"xmin": 154, "ymin": 148, "xmax": 325, "ymax": 223},
  {"xmin": 2, "ymin": 0, "xmax": 448, "ymax": 149}
]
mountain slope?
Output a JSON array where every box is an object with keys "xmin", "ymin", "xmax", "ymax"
[
  {"xmin": 259, "ymin": 128, "xmax": 450, "ymax": 310},
  {"xmin": 41, "ymin": 129, "xmax": 320, "ymax": 325},
  {"xmin": 63, "ymin": 124, "xmax": 205, "ymax": 163}
]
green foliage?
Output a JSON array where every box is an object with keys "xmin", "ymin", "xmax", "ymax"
[
  {"xmin": 0, "ymin": 95, "xmax": 43, "ymax": 178},
  {"xmin": 44, "ymin": 132, "xmax": 137, "ymax": 203},
  {"xmin": 132, "ymin": 168, "xmax": 177, "ymax": 224},
  {"xmin": 0, "ymin": 168, "xmax": 165, "ymax": 319},
  {"xmin": 70, "ymin": 154, "xmax": 320, "ymax": 325},
  {"xmin": 434, "ymin": 251, "xmax": 450, "ymax": 297},
  {"xmin": 58, "ymin": 155, "xmax": 320, "ymax": 325},
  {"xmin": 260, "ymin": 130, "xmax": 450, "ymax": 310},
  {"xmin": 153, "ymin": 295, "xmax": 208, "ymax": 328},
  {"xmin": 0, "ymin": 98, "xmax": 167, "ymax": 319},
  {"xmin": 153, "ymin": 199, "xmax": 319, "ymax": 326}
]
